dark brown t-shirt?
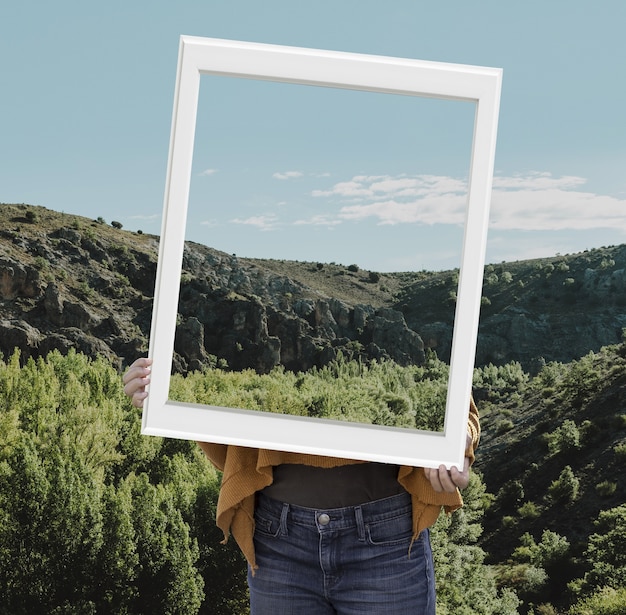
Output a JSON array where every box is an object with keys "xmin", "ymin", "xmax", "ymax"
[{"xmin": 261, "ymin": 462, "xmax": 406, "ymax": 508}]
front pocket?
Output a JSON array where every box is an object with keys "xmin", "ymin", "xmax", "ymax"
[
  {"xmin": 254, "ymin": 510, "xmax": 283, "ymax": 538},
  {"xmin": 365, "ymin": 513, "xmax": 413, "ymax": 546}
]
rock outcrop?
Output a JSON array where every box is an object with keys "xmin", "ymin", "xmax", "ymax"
[
  {"xmin": 2, "ymin": 203, "xmax": 625, "ymax": 374},
  {"xmin": 0, "ymin": 206, "xmax": 425, "ymax": 373}
]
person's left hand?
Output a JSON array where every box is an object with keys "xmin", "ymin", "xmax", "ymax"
[{"xmin": 423, "ymin": 434, "xmax": 472, "ymax": 492}]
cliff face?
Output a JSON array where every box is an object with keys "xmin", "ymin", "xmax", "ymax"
[
  {"xmin": 400, "ymin": 249, "xmax": 626, "ymax": 372},
  {"xmin": 0, "ymin": 204, "xmax": 424, "ymax": 373},
  {"xmin": 1, "ymin": 203, "xmax": 625, "ymax": 373}
]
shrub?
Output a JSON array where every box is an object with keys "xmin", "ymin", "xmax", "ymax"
[
  {"xmin": 347, "ymin": 264, "xmax": 359, "ymax": 272},
  {"xmin": 569, "ymin": 586, "xmax": 626, "ymax": 615},
  {"xmin": 596, "ymin": 480, "xmax": 617, "ymax": 497},
  {"xmin": 497, "ymin": 480, "xmax": 524, "ymax": 508},
  {"xmin": 547, "ymin": 465, "xmax": 579, "ymax": 503},
  {"xmin": 581, "ymin": 505, "xmax": 626, "ymax": 592},
  {"xmin": 614, "ymin": 442, "xmax": 626, "ymax": 461},
  {"xmin": 546, "ymin": 419, "xmax": 580, "ymax": 456},
  {"xmin": 368, "ymin": 271, "xmax": 380, "ymax": 283},
  {"xmin": 518, "ymin": 501, "xmax": 540, "ymax": 519},
  {"xmin": 496, "ymin": 418, "xmax": 514, "ymax": 434},
  {"xmin": 111, "ymin": 220, "xmax": 123, "ymax": 229},
  {"xmin": 496, "ymin": 563, "xmax": 547, "ymax": 596},
  {"xmin": 33, "ymin": 256, "xmax": 48, "ymax": 271}
]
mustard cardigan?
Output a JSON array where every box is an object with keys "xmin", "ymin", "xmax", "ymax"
[{"xmin": 197, "ymin": 397, "xmax": 480, "ymax": 568}]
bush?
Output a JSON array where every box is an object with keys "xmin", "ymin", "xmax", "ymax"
[
  {"xmin": 546, "ymin": 420, "xmax": 580, "ymax": 456},
  {"xmin": 569, "ymin": 586, "xmax": 626, "ymax": 615},
  {"xmin": 614, "ymin": 442, "xmax": 626, "ymax": 461},
  {"xmin": 595, "ymin": 480, "xmax": 617, "ymax": 497},
  {"xmin": 518, "ymin": 501, "xmax": 540, "ymax": 519},
  {"xmin": 547, "ymin": 466, "xmax": 579, "ymax": 503},
  {"xmin": 579, "ymin": 505, "xmax": 626, "ymax": 593},
  {"xmin": 111, "ymin": 220, "xmax": 123, "ymax": 229},
  {"xmin": 496, "ymin": 419, "xmax": 514, "ymax": 434}
]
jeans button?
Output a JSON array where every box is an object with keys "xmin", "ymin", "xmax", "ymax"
[{"xmin": 318, "ymin": 513, "xmax": 330, "ymax": 525}]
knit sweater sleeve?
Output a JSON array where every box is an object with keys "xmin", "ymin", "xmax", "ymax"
[{"xmin": 465, "ymin": 394, "xmax": 481, "ymax": 465}]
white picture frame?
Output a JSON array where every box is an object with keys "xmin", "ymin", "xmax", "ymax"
[{"xmin": 142, "ymin": 35, "xmax": 502, "ymax": 469}]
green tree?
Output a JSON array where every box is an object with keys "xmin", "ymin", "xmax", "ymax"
[
  {"xmin": 579, "ymin": 505, "xmax": 626, "ymax": 594},
  {"xmin": 0, "ymin": 350, "xmax": 218, "ymax": 614},
  {"xmin": 547, "ymin": 466, "xmax": 579, "ymax": 503},
  {"xmin": 569, "ymin": 586, "xmax": 626, "ymax": 615},
  {"xmin": 546, "ymin": 420, "xmax": 581, "ymax": 456},
  {"xmin": 431, "ymin": 473, "xmax": 520, "ymax": 614}
]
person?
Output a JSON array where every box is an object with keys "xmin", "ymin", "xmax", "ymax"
[{"xmin": 124, "ymin": 356, "xmax": 480, "ymax": 615}]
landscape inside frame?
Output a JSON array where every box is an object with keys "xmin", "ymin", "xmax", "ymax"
[
  {"xmin": 142, "ymin": 37, "xmax": 501, "ymax": 469},
  {"xmin": 175, "ymin": 76, "xmax": 475, "ymax": 436}
]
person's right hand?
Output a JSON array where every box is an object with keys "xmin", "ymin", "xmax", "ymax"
[{"xmin": 123, "ymin": 357, "xmax": 153, "ymax": 408}]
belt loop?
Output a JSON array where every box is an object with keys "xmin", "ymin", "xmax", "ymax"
[
  {"xmin": 355, "ymin": 505, "xmax": 365, "ymax": 542},
  {"xmin": 279, "ymin": 502, "xmax": 290, "ymax": 536}
]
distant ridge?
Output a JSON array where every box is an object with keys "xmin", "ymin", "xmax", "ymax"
[{"xmin": 1, "ymin": 202, "xmax": 625, "ymax": 372}]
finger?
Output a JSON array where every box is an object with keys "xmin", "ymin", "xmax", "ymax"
[
  {"xmin": 123, "ymin": 368, "xmax": 150, "ymax": 390},
  {"xmin": 123, "ymin": 370, "xmax": 151, "ymax": 400},
  {"xmin": 122, "ymin": 358, "xmax": 152, "ymax": 385},
  {"xmin": 131, "ymin": 390, "xmax": 148, "ymax": 408},
  {"xmin": 427, "ymin": 465, "xmax": 450, "ymax": 493},
  {"xmin": 436, "ymin": 465, "xmax": 457, "ymax": 492},
  {"xmin": 449, "ymin": 458, "xmax": 471, "ymax": 490},
  {"xmin": 424, "ymin": 466, "xmax": 446, "ymax": 492},
  {"xmin": 124, "ymin": 379, "xmax": 150, "ymax": 407},
  {"xmin": 123, "ymin": 364, "xmax": 152, "ymax": 389}
]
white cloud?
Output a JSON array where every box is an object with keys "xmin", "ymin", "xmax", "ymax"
[
  {"xmin": 492, "ymin": 171, "xmax": 586, "ymax": 191},
  {"xmin": 273, "ymin": 170, "xmax": 303, "ymax": 180},
  {"xmin": 199, "ymin": 168, "xmax": 218, "ymax": 176},
  {"xmin": 293, "ymin": 214, "xmax": 342, "ymax": 227},
  {"xmin": 491, "ymin": 172, "xmax": 626, "ymax": 231},
  {"xmin": 309, "ymin": 171, "xmax": 626, "ymax": 232},
  {"xmin": 231, "ymin": 214, "xmax": 280, "ymax": 231},
  {"xmin": 312, "ymin": 174, "xmax": 469, "ymax": 225},
  {"xmin": 339, "ymin": 196, "xmax": 467, "ymax": 226}
]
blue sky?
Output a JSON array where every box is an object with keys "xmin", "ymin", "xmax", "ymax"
[{"xmin": 2, "ymin": 1, "xmax": 625, "ymax": 272}]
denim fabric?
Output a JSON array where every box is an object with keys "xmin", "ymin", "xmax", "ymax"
[{"xmin": 248, "ymin": 491, "xmax": 436, "ymax": 614}]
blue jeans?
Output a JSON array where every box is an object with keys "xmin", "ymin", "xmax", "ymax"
[{"xmin": 248, "ymin": 491, "xmax": 436, "ymax": 614}]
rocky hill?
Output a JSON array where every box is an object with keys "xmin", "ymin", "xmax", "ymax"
[{"xmin": 2, "ymin": 203, "xmax": 625, "ymax": 374}]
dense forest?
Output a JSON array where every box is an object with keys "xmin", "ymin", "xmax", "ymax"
[{"xmin": 1, "ymin": 346, "xmax": 625, "ymax": 614}]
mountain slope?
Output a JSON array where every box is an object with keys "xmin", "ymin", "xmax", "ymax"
[{"xmin": 2, "ymin": 203, "xmax": 625, "ymax": 374}]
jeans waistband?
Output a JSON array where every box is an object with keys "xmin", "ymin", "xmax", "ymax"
[{"xmin": 256, "ymin": 490, "xmax": 412, "ymax": 531}]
